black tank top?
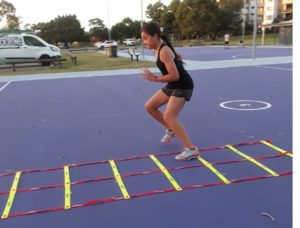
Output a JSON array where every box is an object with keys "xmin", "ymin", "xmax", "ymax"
[{"xmin": 156, "ymin": 44, "xmax": 194, "ymax": 90}]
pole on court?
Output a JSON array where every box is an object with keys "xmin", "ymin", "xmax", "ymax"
[
  {"xmin": 261, "ymin": 26, "xmax": 265, "ymax": 46},
  {"xmin": 252, "ymin": 0, "xmax": 257, "ymax": 60},
  {"xmin": 241, "ymin": 0, "xmax": 247, "ymax": 42},
  {"xmin": 107, "ymin": 0, "xmax": 111, "ymax": 40},
  {"xmin": 141, "ymin": 0, "xmax": 144, "ymax": 59}
]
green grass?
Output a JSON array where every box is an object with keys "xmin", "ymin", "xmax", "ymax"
[{"xmin": 0, "ymin": 51, "xmax": 155, "ymax": 76}]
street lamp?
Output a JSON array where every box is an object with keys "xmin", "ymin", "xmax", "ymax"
[
  {"xmin": 140, "ymin": 0, "xmax": 144, "ymax": 59},
  {"xmin": 107, "ymin": 0, "xmax": 111, "ymax": 40},
  {"xmin": 241, "ymin": 0, "xmax": 248, "ymax": 42},
  {"xmin": 252, "ymin": 0, "xmax": 257, "ymax": 60}
]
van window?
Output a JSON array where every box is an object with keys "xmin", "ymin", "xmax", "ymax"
[{"xmin": 24, "ymin": 36, "xmax": 46, "ymax": 47}]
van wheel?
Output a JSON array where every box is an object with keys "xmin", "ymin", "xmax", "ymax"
[{"xmin": 39, "ymin": 55, "xmax": 51, "ymax": 66}]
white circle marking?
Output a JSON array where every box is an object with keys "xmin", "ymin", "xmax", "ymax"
[{"xmin": 220, "ymin": 100, "xmax": 272, "ymax": 111}]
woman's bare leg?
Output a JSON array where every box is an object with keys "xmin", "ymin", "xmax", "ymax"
[
  {"xmin": 163, "ymin": 96, "xmax": 194, "ymax": 148},
  {"xmin": 144, "ymin": 90, "xmax": 170, "ymax": 129}
]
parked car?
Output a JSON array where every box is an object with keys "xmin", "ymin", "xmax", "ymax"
[
  {"xmin": 0, "ymin": 33, "xmax": 61, "ymax": 66},
  {"xmin": 57, "ymin": 42, "xmax": 69, "ymax": 49},
  {"xmin": 95, "ymin": 40, "xmax": 118, "ymax": 49},
  {"xmin": 123, "ymin": 38, "xmax": 136, "ymax": 46}
]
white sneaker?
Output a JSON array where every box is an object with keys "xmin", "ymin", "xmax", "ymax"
[
  {"xmin": 175, "ymin": 147, "xmax": 199, "ymax": 161},
  {"xmin": 160, "ymin": 130, "xmax": 175, "ymax": 144}
]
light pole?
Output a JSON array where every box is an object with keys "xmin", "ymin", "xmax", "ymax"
[
  {"xmin": 140, "ymin": 0, "xmax": 144, "ymax": 59},
  {"xmin": 107, "ymin": 0, "xmax": 111, "ymax": 40},
  {"xmin": 252, "ymin": 0, "xmax": 257, "ymax": 60},
  {"xmin": 241, "ymin": 0, "xmax": 247, "ymax": 42}
]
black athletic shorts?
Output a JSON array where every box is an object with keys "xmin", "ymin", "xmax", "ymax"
[{"xmin": 161, "ymin": 86, "xmax": 193, "ymax": 102}]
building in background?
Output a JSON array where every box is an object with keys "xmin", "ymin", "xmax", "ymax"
[
  {"xmin": 216, "ymin": 0, "xmax": 293, "ymax": 26},
  {"xmin": 279, "ymin": 0, "xmax": 293, "ymax": 20},
  {"xmin": 247, "ymin": 0, "xmax": 293, "ymax": 26},
  {"xmin": 233, "ymin": 0, "xmax": 293, "ymax": 45}
]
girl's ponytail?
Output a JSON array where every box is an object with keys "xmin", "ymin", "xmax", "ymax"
[{"xmin": 161, "ymin": 34, "xmax": 182, "ymax": 62}]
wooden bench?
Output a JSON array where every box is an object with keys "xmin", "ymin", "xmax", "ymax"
[
  {"xmin": 128, "ymin": 48, "xmax": 141, "ymax": 61},
  {"xmin": 3, "ymin": 58, "xmax": 67, "ymax": 72}
]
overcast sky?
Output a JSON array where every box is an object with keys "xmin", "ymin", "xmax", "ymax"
[{"xmin": 5, "ymin": 0, "xmax": 172, "ymax": 30}]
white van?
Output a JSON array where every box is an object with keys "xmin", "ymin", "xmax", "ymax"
[{"xmin": 0, "ymin": 33, "xmax": 61, "ymax": 65}]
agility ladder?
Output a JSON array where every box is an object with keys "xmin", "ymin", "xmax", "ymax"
[{"xmin": 0, "ymin": 139, "xmax": 292, "ymax": 219}]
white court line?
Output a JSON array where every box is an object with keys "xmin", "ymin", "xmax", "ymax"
[
  {"xmin": 232, "ymin": 53, "xmax": 249, "ymax": 59},
  {"xmin": 256, "ymin": 65, "xmax": 292, "ymax": 71},
  {"xmin": 0, "ymin": 81, "xmax": 11, "ymax": 92},
  {"xmin": 231, "ymin": 53, "xmax": 292, "ymax": 71},
  {"xmin": 220, "ymin": 100, "xmax": 272, "ymax": 111}
]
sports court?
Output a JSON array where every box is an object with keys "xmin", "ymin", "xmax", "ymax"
[{"xmin": 0, "ymin": 46, "xmax": 292, "ymax": 227}]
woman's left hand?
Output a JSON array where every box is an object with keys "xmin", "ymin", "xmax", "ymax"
[{"xmin": 142, "ymin": 68, "xmax": 155, "ymax": 82}]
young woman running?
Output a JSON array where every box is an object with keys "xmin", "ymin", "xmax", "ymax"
[{"xmin": 141, "ymin": 22, "xmax": 199, "ymax": 161}]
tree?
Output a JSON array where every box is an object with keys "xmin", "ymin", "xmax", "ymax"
[
  {"xmin": 218, "ymin": 0, "xmax": 242, "ymax": 11},
  {"xmin": 111, "ymin": 17, "xmax": 141, "ymax": 42},
  {"xmin": 31, "ymin": 22, "xmax": 47, "ymax": 31},
  {"xmin": 217, "ymin": 0, "xmax": 243, "ymax": 36},
  {"xmin": 0, "ymin": 0, "xmax": 15, "ymax": 17},
  {"xmin": 168, "ymin": 0, "xmax": 181, "ymax": 13},
  {"xmin": 23, "ymin": 23, "xmax": 32, "ymax": 30},
  {"xmin": 146, "ymin": 0, "xmax": 166, "ymax": 24},
  {"xmin": 175, "ymin": 0, "xmax": 220, "ymax": 39},
  {"xmin": 88, "ymin": 18, "xmax": 106, "ymax": 29},
  {"xmin": 88, "ymin": 18, "xmax": 108, "ymax": 41},
  {"xmin": 145, "ymin": 0, "xmax": 180, "ymax": 38},
  {"xmin": 5, "ymin": 13, "xmax": 20, "ymax": 29},
  {"xmin": 145, "ymin": 0, "xmax": 244, "ymax": 40},
  {"xmin": 38, "ymin": 15, "xmax": 85, "ymax": 44},
  {"xmin": 166, "ymin": 0, "xmax": 181, "ymax": 39},
  {"xmin": 160, "ymin": 8, "xmax": 175, "ymax": 36},
  {"xmin": 0, "ymin": 0, "xmax": 20, "ymax": 29}
]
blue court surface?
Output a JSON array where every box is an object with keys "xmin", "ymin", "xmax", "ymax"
[{"xmin": 0, "ymin": 46, "xmax": 292, "ymax": 228}]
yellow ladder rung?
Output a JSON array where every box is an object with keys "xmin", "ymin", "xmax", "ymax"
[
  {"xmin": 197, "ymin": 157, "xmax": 231, "ymax": 184},
  {"xmin": 226, "ymin": 145, "xmax": 279, "ymax": 177},
  {"xmin": 149, "ymin": 154, "xmax": 182, "ymax": 191},
  {"xmin": 1, "ymin": 171, "xmax": 22, "ymax": 219},
  {"xmin": 260, "ymin": 140, "xmax": 292, "ymax": 158},
  {"xmin": 109, "ymin": 160, "xmax": 130, "ymax": 199},
  {"xmin": 64, "ymin": 166, "xmax": 71, "ymax": 209}
]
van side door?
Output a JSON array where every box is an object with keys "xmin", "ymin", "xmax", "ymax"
[{"xmin": 23, "ymin": 36, "xmax": 48, "ymax": 59}]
